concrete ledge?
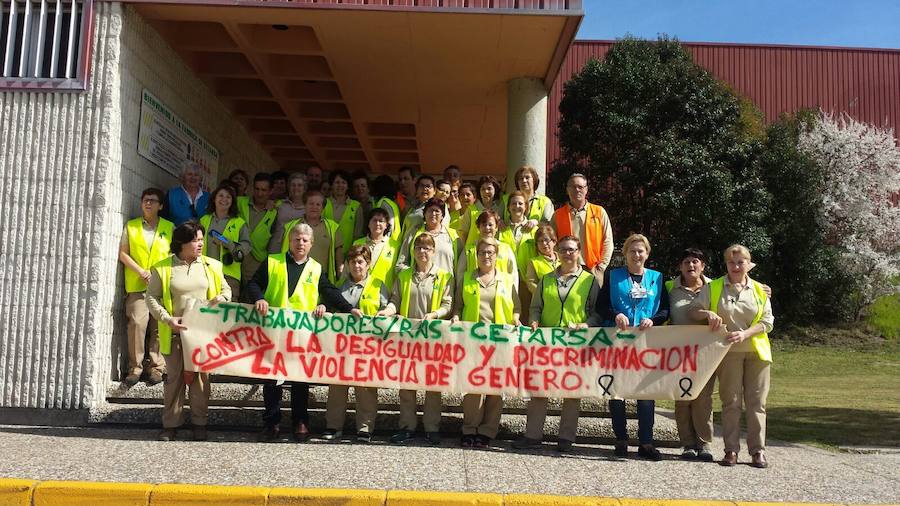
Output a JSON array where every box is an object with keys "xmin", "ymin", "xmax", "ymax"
[
  {"xmin": 1, "ymin": 479, "xmax": 892, "ymax": 506},
  {"xmin": 0, "ymin": 479, "xmax": 38, "ymax": 506}
]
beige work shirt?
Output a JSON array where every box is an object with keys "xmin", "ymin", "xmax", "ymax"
[
  {"xmin": 395, "ymin": 226, "xmax": 460, "ymax": 276},
  {"xmin": 385, "ymin": 265, "xmax": 453, "ymax": 319},
  {"xmin": 146, "ymin": 255, "xmax": 231, "ymax": 324},
  {"xmin": 267, "ymin": 200, "xmax": 305, "ymax": 253},
  {"xmin": 690, "ymin": 277, "xmax": 774, "ymax": 352},
  {"xmin": 668, "ymin": 275, "xmax": 712, "ymax": 325},
  {"xmin": 306, "ymin": 219, "xmax": 342, "ymax": 272},
  {"xmin": 452, "ymin": 270, "xmax": 521, "ymax": 324}
]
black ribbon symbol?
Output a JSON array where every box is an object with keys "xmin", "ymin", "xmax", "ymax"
[
  {"xmin": 679, "ymin": 377, "xmax": 694, "ymax": 398},
  {"xmin": 598, "ymin": 374, "xmax": 614, "ymax": 395}
]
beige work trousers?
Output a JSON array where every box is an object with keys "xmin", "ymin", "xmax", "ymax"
[
  {"xmin": 325, "ymin": 385, "xmax": 379, "ymax": 434},
  {"xmin": 398, "ymin": 390, "xmax": 443, "ymax": 432},
  {"xmin": 524, "ymin": 397, "xmax": 581, "ymax": 442},
  {"xmin": 462, "ymin": 394, "xmax": 502, "ymax": 438},
  {"xmin": 674, "ymin": 374, "xmax": 715, "ymax": 449},
  {"xmin": 162, "ymin": 336, "xmax": 210, "ymax": 428},
  {"xmin": 125, "ymin": 292, "xmax": 163, "ymax": 376},
  {"xmin": 717, "ymin": 351, "xmax": 770, "ymax": 455}
]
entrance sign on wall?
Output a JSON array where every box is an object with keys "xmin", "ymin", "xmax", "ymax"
[
  {"xmin": 138, "ymin": 89, "xmax": 220, "ymax": 185},
  {"xmin": 181, "ymin": 301, "xmax": 730, "ymax": 400}
]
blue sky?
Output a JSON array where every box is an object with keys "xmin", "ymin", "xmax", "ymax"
[{"xmin": 577, "ymin": 0, "xmax": 900, "ymax": 50}]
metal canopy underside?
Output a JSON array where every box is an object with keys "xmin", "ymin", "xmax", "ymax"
[{"xmin": 127, "ymin": 0, "xmax": 582, "ymax": 174}]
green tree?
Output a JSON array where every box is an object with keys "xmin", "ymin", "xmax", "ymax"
[
  {"xmin": 759, "ymin": 111, "xmax": 854, "ymax": 323},
  {"xmin": 549, "ymin": 37, "xmax": 771, "ymax": 277}
]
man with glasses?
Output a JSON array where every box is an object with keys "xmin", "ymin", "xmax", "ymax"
[
  {"xmin": 402, "ymin": 175, "xmax": 449, "ymax": 232},
  {"xmin": 118, "ymin": 188, "xmax": 174, "ymax": 385},
  {"xmin": 552, "ymin": 173, "xmax": 614, "ymax": 285},
  {"xmin": 514, "ymin": 235, "xmax": 601, "ymax": 452}
]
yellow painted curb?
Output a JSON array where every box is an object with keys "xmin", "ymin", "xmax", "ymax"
[
  {"xmin": 33, "ymin": 480, "xmax": 152, "ymax": 506},
  {"xmin": 505, "ymin": 494, "xmax": 621, "ymax": 506},
  {"xmin": 736, "ymin": 503, "xmax": 841, "ymax": 506},
  {"xmin": 0, "ymin": 479, "xmax": 38, "ymax": 506},
  {"xmin": 620, "ymin": 500, "xmax": 735, "ymax": 506},
  {"xmin": 268, "ymin": 487, "xmax": 386, "ymax": 506},
  {"xmin": 387, "ymin": 489, "xmax": 503, "ymax": 505},
  {"xmin": 150, "ymin": 483, "xmax": 269, "ymax": 505}
]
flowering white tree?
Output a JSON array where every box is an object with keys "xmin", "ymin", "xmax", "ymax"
[{"xmin": 798, "ymin": 111, "xmax": 900, "ymax": 317}]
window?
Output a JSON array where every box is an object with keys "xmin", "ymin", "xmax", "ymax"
[{"xmin": 1, "ymin": 0, "xmax": 93, "ymax": 90}]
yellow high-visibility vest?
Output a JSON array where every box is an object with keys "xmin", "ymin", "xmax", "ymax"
[
  {"xmin": 709, "ymin": 276, "xmax": 772, "ymax": 362},
  {"xmin": 263, "ymin": 253, "xmax": 321, "ymax": 310},
  {"xmin": 124, "ymin": 217, "xmax": 173, "ymax": 293},
  {"xmin": 199, "ymin": 214, "xmax": 246, "ymax": 280},
  {"xmin": 324, "ymin": 197, "xmax": 361, "ymax": 256},
  {"xmin": 155, "ymin": 255, "xmax": 224, "ymax": 355},
  {"xmin": 352, "ymin": 235, "xmax": 399, "ymax": 289},
  {"xmin": 236, "ymin": 198, "xmax": 277, "ymax": 262},
  {"xmin": 540, "ymin": 269, "xmax": 593, "ymax": 327},
  {"xmin": 397, "ymin": 266, "xmax": 452, "ymax": 317},
  {"xmin": 461, "ymin": 270, "xmax": 515, "ymax": 324},
  {"xmin": 280, "ymin": 218, "xmax": 339, "ymax": 284}
]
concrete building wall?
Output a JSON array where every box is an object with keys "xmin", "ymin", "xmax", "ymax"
[{"xmin": 0, "ymin": 2, "xmax": 276, "ymax": 413}]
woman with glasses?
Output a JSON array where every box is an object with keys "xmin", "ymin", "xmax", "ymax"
[
  {"xmin": 596, "ymin": 233, "xmax": 670, "ymax": 460},
  {"xmin": 456, "ymin": 210, "xmax": 518, "ymax": 286},
  {"xmin": 524, "ymin": 225, "xmax": 561, "ymax": 296},
  {"xmin": 514, "ymin": 235, "xmax": 601, "ymax": 452},
  {"xmin": 451, "ymin": 237, "xmax": 522, "ymax": 448},
  {"xmin": 395, "ymin": 198, "xmax": 461, "ymax": 277},
  {"xmin": 377, "ymin": 233, "xmax": 453, "ymax": 445}
]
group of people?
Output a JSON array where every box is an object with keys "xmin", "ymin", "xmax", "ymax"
[{"xmin": 118, "ymin": 161, "xmax": 774, "ymax": 468}]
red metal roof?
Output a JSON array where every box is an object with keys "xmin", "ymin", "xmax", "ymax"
[{"xmin": 548, "ymin": 40, "xmax": 900, "ymax": 167}]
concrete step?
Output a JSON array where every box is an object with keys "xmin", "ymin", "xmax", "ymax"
[{"xmin": 89, "ymin": 402, "xmax": 680, "ymax": 446}]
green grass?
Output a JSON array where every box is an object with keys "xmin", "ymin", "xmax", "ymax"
[
  {"xmin": 867, "ymin": 292, "xmax": 900, "ymax": 339},
  {"xmin": 659, "ymin": 339, "xmax": 900, "ymax": 449}
]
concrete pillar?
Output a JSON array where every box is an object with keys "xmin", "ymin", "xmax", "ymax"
[{"xmin": 506, "ymin": 77, "xmax": 548, "ymax": 194}]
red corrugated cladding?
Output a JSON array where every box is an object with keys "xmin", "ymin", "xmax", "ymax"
[{"xmin": 548, "ymin": 41, "xmax": 900, "ymax": 168}]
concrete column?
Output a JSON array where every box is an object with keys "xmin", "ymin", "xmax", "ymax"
[{"xmin": 506, "ymin": 77, "xmax": 548, "ymax": 194}]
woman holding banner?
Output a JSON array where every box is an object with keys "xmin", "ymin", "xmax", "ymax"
[
  {"xmin": 690, "ymin": 244, "xmax": 774, "ymax": 468},
  {"xmin": 322, "ymin": 245, "xmax": 390, "ymax": 443},
  {"xmin": 514, "ymin": 235, "xmax": 601, "ymax": 452},
  {"xmin": 451, "ymin": 237, "xmax": 522, "ymax": 448},
  {"xmin": 666, "ymin": 248, "xmax": 716, "ymax": 462},
  {"xmin": 597, "ymin": 233, "xmax": 669, "ymax": 460},
  {"xmin": 146, "ymin": 221, "xmax": 231, "ymax": 442},
  {"xmin": 378, "ymin": 233, "xmax": 453, "ymax": 445}
]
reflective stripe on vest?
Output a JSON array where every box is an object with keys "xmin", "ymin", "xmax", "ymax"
[
  {"xmin": 397, "ymin": 267, "xmax": 451, "ymax": 317},
  {"xmin": 124, "ymin": 217, "xmax": 173, "ymax": 293},
  {"xmin": 200, "ymin": 214, "xmax": 246, "ymax": 280},
  {"xmin": 156, "ymin": 255, "xmax": 223, "ymax": 355},
  {"xmin": 553, "ymin": 203, "xmax": 606, "ymax": 270},
  {"xmin": 237, "ymin": 198, "xmax": 277, "ymax": 262},
  {"xmin": 540, "ymin": 269, "xmax": 594, "ymax": 327},
  {"xmin": 709, "ymin": 276, "xmax": 772, "ymax": 362},
  {"xmin": 281, "ymin": 218, "xmax": 339, "ymax": 284},
  {"xmin": 324, "ymin": 198, "xmax": 360, "ymax": 257},
  {"xmin": 353, "ymin": 236, "xmax": 399, "ymax": 289},
  {"xmin": 461, "ymin": 270, "xmax": 514, "ymax": 324},
  {"xmin": 263, "ymin": 254, "xmax": 321, "ymax": 311}
]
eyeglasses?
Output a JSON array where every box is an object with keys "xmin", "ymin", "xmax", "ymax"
[
  {"xmin": 559, "ymin": 247, "xmax": 578, "ymax": 254},
  {"xmin": 418, "ymin": 183, "xmax": 434, "ymax": 190},
  {"xmin": 142, "ymin": 198, "xmax": 160, "ymax": 203},
  {"xmin": 477, "ymin": 250, "xmax": 497, "ymax": 257},
  {"xmin": 538, "ymin": 238, "xmax": 556, "ymax": 245},
  {"xmin": 414, "ymin": 245, "xmax": 434, "ymax": 252},
  {"xmin": 567, "ymin": 184, "xmax": 587, "ymax": 191}
]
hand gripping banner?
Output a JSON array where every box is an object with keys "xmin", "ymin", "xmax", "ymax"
[{"xmin": 181, "ymin": 301, "xmax": 731, "ymax": 400}]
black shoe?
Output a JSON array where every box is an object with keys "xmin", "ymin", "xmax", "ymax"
[
  {"xmin": 123, "ymin": 373, "xmax": 140, "ymax": 386},
  {"xmin": 460, "ymin": 434, "xmax": 475, "ymax": 448},
  {"xmin": 258, "ymin": 425, "xmax": 280, "ymax": 443},
  {"xmin": 356, "ymin": 430, "xmax": 372, "ymax": 443},
  {"xmin": 390, "ymin": 429, "xmax": 414, "ymax": 444},
  {"xmin": 638, "ymin": 443, "xmax": 662, "ymax": 461},
  {"xmin": 157, "ymin": 428, "xmax": 176, "ymax": 441},
  {"xmin": 321, "ymin": 429, "xmax": 342, "ymax": 441},
  {"xmin": 192, "ymin": 427, "xmax": 208, "ymax": 441},
  {"xmin": 681, "ymin": 447, "xmax": 698, "ymax": 460},
  {"xmin": 614, "ymin": 440, "xmax": 628, "ymax": 457},
  {"xmin": 424, "ymin": 432, "xmax": 441, "ymax": 446},
  {"xmin": 556, "ymin": 439, "xmax": 574, "ymax": 453},
  {"xmin": 512, "ymin": 436, "xmax": 542, "ymax": 450},
  {"xmin": 474, "ymin": 434, "xmax": 491, "ymax": 448},
  {"xmin": 697, "ymin": 447, "xmax": 715, "ymax": 462}
]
